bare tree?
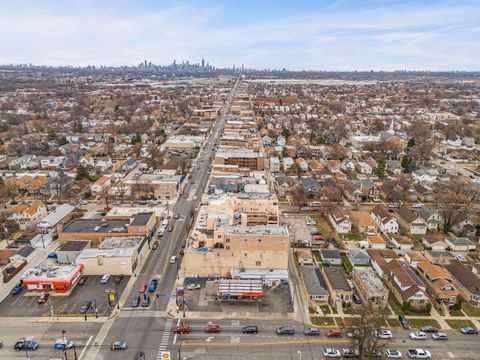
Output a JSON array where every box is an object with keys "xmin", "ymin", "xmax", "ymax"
[
  {"xmin": 146, "ymin": 144, "xmax": 164, "ymax": 169},
  {"xmin": 99, "ymin": 185, "xmax": 111, "ymax": 209},
  {"xmin": 114, "ymin": 181, "xmax": 128, "ymax": 204},
  {"xmin": 345, "ymin": 304, "xmax": 388, "ymax": 359},
  {"xmin": 3, "ymin": 180, "xmax": 19, "ymax": 202}
]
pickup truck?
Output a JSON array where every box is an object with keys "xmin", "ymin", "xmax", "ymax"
[
  {"xmin": 407, "ymin": 349, "xmax": 431, "ymax": 359},
  {"xmin": 148, "ymin": 279, "xmax": 158, "ymax": 293}
]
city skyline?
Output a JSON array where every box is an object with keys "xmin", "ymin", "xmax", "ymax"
[{"xmin": 1, "ymin": 0, "xmax": 479, "ymax": 71}]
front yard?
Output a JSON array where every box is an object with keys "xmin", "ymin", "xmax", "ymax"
[
  {"xmin": 311, "ymin": 316, "xmax": 335, "ymax": 326},
  {"xmin": 407, "ymin": 318, "xmax": 440, "ymax": 329},
  {"xmin": 462, "ymin": 302, "xmax": 480, "ymax": 317},
  {"xmin": 446, "ymin": 319, "xmax": 475, "ymax": 329},
  {"xmin": 313, "ymin": 215, "xmax": 339, "ymax": 241}
]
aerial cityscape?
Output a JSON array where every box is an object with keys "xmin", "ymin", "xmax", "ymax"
[{"xmin": 0, "ymin": 1, "xmax": 479, "ymax": 360}]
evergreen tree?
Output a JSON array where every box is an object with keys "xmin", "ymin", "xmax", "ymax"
[
  {"xmin": 76, "ymin": 165, "xmax": 90, "ymax": 180},
  {"xmin": 375, "ymin": 155, "xmax": 386, "ymax": 179}
]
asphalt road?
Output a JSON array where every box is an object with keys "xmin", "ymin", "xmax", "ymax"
[
  {"xmin": 0, "ymin": 320, "xmax": 102, "ymax": 360},
  {"xmin": 96, "ymin": 318, "xmax": 480, "ymax": 360},
  {"xmin": 88, "ymin": 79, "xmax": 239, "ymax": 360}
]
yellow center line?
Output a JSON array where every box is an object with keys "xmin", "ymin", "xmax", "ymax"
[{"xmin": 179, "ymin": 339, "xmax": 350, "ymax": 347}]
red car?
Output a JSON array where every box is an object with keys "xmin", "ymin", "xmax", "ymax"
[
  {"xmin": 37, "ymin": 293, "xmax": 49, "ymax": 304},
  {"xmin": 139, "ymin": 283, "xmax": 147, "ymax": 293},
  {"xmin": 172, "ymin": 325, "xmax": 191, "ymax": 334},
  {"xmin": 326, "ymin": 329, "xmax": 342, "ymax": 338},
  {"xmin": 204, "ymin": 324, "xmax": 221, "ymax": 333}
]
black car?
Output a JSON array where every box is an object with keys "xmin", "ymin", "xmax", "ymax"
[
  {"xmin": 152, "ymin": 242, "xmax": 159, "ymax": 250},
  {"xmin": 242, "ymin": 326, "xmax": 258, "ymax": 334},
  {"xmin": 310, "ymin": 231, "xmax": 321, "ymax": 236},
  {"xmin": 116, "ymin": 274, "xmax": 124, "ymax": 283},
  {"xmin": 420, "ymin": 325, "xmax": 438, "ymax": 333},
  {"xmin": 80, "ymin": 301, "xmax": 92, "ymax": 314},
  {"xmin": 141, "ymin": 296, "xmax": 150, "ymax": 307},
  {"xmin": 131, "ymin": 296, "xmax": 141, "ymax": 308},
  {"xmin": 398, "ymin": 314, "xmax": 410, "ymax": 329},
  {"xmin": 353, "ymin": 293, "xmax": 361, "ymax": 304},
  {"xmin": 14, "ymin": 340, "xmax": 38, "ymax": 351},
  {"xmin": 78, "ymin": 276, "xmax": 87, "ymax": 285}
]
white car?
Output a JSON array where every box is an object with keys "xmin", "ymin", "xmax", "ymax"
[
  {"xmin": 306, "ymin": 219, "xmax": 316, "ymax": 226},
  {"xmin": 322, "ymin": 348, "xmax": 341, "ymax": 358},
  {"xmin": 385, "ymin": 349, "xmax": 402, "ymax": 358},
  {"xmin": 376, "ymin": 329, "xmax": 393, "ymax": 339},
  {"xmin": 187, "ymin": 283, "xmax": 201, "ymax": 290},
  {"xmin": 282, "ymin": 213, "xmax": 288, "ymax": 218},
  {"xmin": 432, "ymin": 332, "xmax": 448, "ymax": 340},
  {"xmin": 170, "ymin": 256, "xmax": 177, "ymax": 264},
  {"xmin": 100, "ymin": 274, "xmax": 110, "ymax": 284},
  {"xmin": 409, "ymin": 331, "xmax": 427, "ymax": 340},
  {"xmin": 412, "ymin": 203, "xmax": 422, "ymax": 209},
  {"xmin": 193, "ymin": 195, "xmax": 198, "ymax": 201},
  {"xmin": 407, "ymin": 349, "xmax": 431, "ymax": 359}
]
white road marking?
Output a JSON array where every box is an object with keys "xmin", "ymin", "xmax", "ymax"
[
  {"xmin": 231, "ymin": 337, "xmax": 240, "ymax": 343},
  {"xmin": 78, "ymin": 335, "xmax": 93, "ymax": 360},
  {"xmin": 447, "ymin": 352, "xmax": 455, "ymax": 358}
]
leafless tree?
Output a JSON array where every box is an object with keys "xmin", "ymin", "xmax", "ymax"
[{"xmin": 99, "ymin": 185, "xmax": 111, "ymax": 209}]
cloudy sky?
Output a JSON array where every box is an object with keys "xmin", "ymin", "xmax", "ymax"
[{"xmin": 1, "ymin": 0, "xmax": 479, "ymax": 70}]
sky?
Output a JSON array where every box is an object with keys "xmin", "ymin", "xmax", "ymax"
[{"xmin": 0, "ymin": 0, "xmax": 479, "ymax": 71}]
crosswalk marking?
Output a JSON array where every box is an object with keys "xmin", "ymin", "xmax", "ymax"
[
  {"xmin": 448, "ymin": 352, "xmax": 455, "ymax": 358},
  {"xmin": 157, "ymin": 319, "xmax": 174, "ymax": 355}
]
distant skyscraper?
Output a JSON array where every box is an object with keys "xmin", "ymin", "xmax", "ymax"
[
  {"xmin": 201, "ymin": 57, "xmax": 205, "ymax": 68},
  {"xmin": 144, "ymin": 60, "xmax": 147, "ymax": 68}
]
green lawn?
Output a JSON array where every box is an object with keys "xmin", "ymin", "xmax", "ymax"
[
  {"xmin": 342, "ymin": 255, "xmax": 353, "ymax": 274},
  {"xmin": 311, "ymin": 317, "xmax": 335, "ymax": 326},
  {"xmin": 320, "ymin": 305, "xmax": 331, "ymax": 314},
  {"xmin": 462, "ymin": 302, "xmax": 480, "ymax": 317},
  {"xmin": 407, "ymin": 318, "xmax": 440, "ymax": 329},
  {"xmin": 313, "ymin": 216, "xmax": 339, "ymax": 240},
  {"xmin": 446, "ymin": 319, "xmax": 475, "ymax": 329},
  {"xmin": 309, "ymin": 306, "xmax": 317, "ymax": 314},
  {"xmin": 387, "ymin": 319, "xmax": 401, "ymax": 328},
  {"xmin": 388, "ymin": 292, "xmax": 404, "ymax": 315},
  {"xmin": 449, "ymin": 309, "xmax": 465, "ymax": 317},
  {"xmin": 344, "ymin": 233, "xmax": 364, "ymax": 241}
]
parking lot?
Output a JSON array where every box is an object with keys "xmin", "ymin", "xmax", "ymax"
[
  {"xmin": 0, "ymin": 275, "xmax": 130, "ymax": 317},
  {"xmin": 282, "ymin": 214, "xmax": 318, "ymax": 245},
  {"xmin": 181, "ymin": 277, "xmax": 294, "ymax": 314}
]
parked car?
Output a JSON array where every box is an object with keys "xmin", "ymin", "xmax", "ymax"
[
  {"xmin": 111, "ymin": 341, "xmax": 127, "ymax": 350},
  {"xmin": 78, "ymin": 276, "xmax": 87, "ymax": 285},
  {"xmin": 303, "ymin": 327, "xmax": 320, "ymax": 336},
  {"xmin": 409, "ymin": 331, "xmax": 427, "ymax": 340},
  {"xmin": 305, "ymin": 219, "xmax": 316, "ymax": 226},
  {"xmin": 242, "ymin": 326, "xmax": 258, "ymax": 334},
  {"xmin": 322, "ymin": 348, "xmax": 341, "ymax": 358},
  {"xmin": 10, "ymin": 285, "xmax": 22, "ymax": 296},
  {"xmin": 376, "ymin": 329, "xmax": 393, "ymax": 339},
  {"xmin": 276, "ymin": 326, "xmax": 295, "ymax": 335},
  {"xmin": 460, "ymin": 327, "xmax": 478, "ymax": 335},
  {"xmin": 54, "ymin": 338, "xmax": 74, "ymax": 349},
  {"xmin": 326, "ymin": 329, "xmax": 342, "ymax": 338},
  {"xmin": 80, "ymin": 301, "xmax": 92, "ymax": 314},
  {"xmin": 174, "ymin": 213, "xmax": 180, "ymax": 219},
  {"xmin": 167, "ymin": 225, "xmax": 173, "ymax": 232},
  {"xmin": 420, "ymin": 325, "xmax": 437, "ymax": 333},
  {"xmin": 398, "ymin": 314, "xmax": 410, "ymax": 329},
  {"xmin": 100, "ymin": 274, "xmax": 110, "ymax": 284},
  {"xmin": 152, "ymin": 242, "xmax": 159, "ymax": 250},
  {"xmin": 204, "ymin": 324, "xmax": 221, "ymax": 333},
  {"xmin": 187, "ymin": 283, "xmax": 201, "ymax": 290},
  {"xmin": 353, "ymin": 293, "xmax": 362, "ymax": 304},
  {"xmin": 385, "ymin": 349, "xmax": 402, "ymax": 358},
  {"xmin": 170, "ymin": 256, "xmax": 177, "ymax": 264},
  {"xmin": 14, "ymin": 340, "xmax": 38, "ymax": 351},
  {"xmin": 342, "ymin": 348, "xmax": 360, "ymax": 358},
  {"xmin": 407, "ymin": 349, "xmax": 431, "ymax": 359},
  {"xmin": 347, "ymin": 330, "xmax": 361, "ymax": 339},
  {"xmin": 141, "ymin": 296, "xmax": 150, "ymax": 308},
  {"xmin": 139, "ymin": 283, "xmax": 147, "ymax": 293},
  {"xmin": 37, "ymin": 293, "xmax": 49, "ymax": 304},
  {"xmin": 131, "ymin": 296, "xmax": 141, "ymax": 308},
  {"xmin": 432, "ymin": 332, "xmax": 448, "ymax": 340},
  {"xmin": 172, "ymin": 325, "xmax": 191, "ymax": 334}
]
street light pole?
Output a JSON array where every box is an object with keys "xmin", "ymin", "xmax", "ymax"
[
  {"xmin": 22, "ymin": 337, "xmax": 28, "ymax": 360},
  {"xmin": 62, "ymin": 329, "xmax": 69, "ymax": 360},
  {"xmin": 115, "ymin": 278, "xmax": 120, "ymax": 309}
]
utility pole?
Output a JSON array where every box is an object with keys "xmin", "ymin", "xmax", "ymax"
[
  {"xmin": 62, "ymin": 329, "xmax": 69, "ymax": 360},
  {"xmin": 115, "ymin": 278, "xmax": 120, "ymax": 309},
  {"xmin": 22, "ymin": 337, "xmax": 29, "ymax": 360}
]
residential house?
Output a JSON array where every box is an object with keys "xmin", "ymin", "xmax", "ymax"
[
  {"xmin": 269, "ymin": 157, "xmax": 281, "ymax": 172},
  {"xmin": 274, "ymin": 176, "xmax": 297, "ymax": 198},
  {"xmin": 8, "ymin": 200, "xmax": 47, "ymax": 230},
  {"xmin": 367, "ymin": 235, "xmax": 387, "ymax": 250},
  {"xmin": 353, "ymin": 179, "xmax": 381, "ymax": 201},
  {"xmin": 296, "ymin": 249, "xmax": 314, "ymax": 266},
  {"xmin": 417, "ymin": 208, "xmax": 442, "ymax": 231},
  {"xmin": 414, "ymin": 184, "xmax": 434, "ymax": 202},
  {"xmin": 424, "ymin": 250, "xmax": 455, "ymax": 265},
  {"xmin": 422, "ymin": 234, "xmax": 448, "ymax": 251},
  {"xmin": 37, "ymin": 204, "xmax": 76, "ymax": 234},
  {"xmin": 417, "ymin": 260, "xmax": 459, "ymax": 306},
  {"xmin": 320, "ymin": 249, "xmax": 342, "ymax": 266},
  {"xmin": 391, "ymin": 235, "xmax": 414, "ymax": 251},
  {"xmin": 322, "ymin": 267, "xmax": 353, "ymax": 309},
  {"xmin": 412, "ymin": 170, "xmax": 436, "ymax": 184},
  {"xmin": 355, "ymin": 161, "xmax": 373, "ymax": 175},
  {"xmin": 445, "ymin": 237, "xmax": 476, "ymax": 252},
  {"xmin": 300, "ymin": 266, "xmax": 330, "ymax": 303},
  {"xmin": 91, "ymin": 176, "xmax": 111, "ymax": 194},
  {"xmin": 386, "ymin": 160, "xmax": 402, "ymax": 175},
  {"xmin": 347, "ymin": 249, "xmax": 370, "ymax": 266},
  {"xmin": 299, "ymin": 177, "xmax": 320, "ymax": 198},
  {"xmin": 328, "ymin": 206, "xmax": 352, "ymax": 234},
  {"xmin": 367, "ymin": 249, "xmax": 399, "ymax": 277},
  {"xmin": 351, "ymin": 211, "xmax": 379, "ymax": 234},
  {"xmin": 384, "ymin": 260, "xmax": 430, "ymax": 310},
  {"xmin": 395, "ymin": 207, "xmax": 427, "ymax": 235},
  {"xmin": 404, "ymin": 251, "xmax": 427, "ymax": 268},
  {"xmin": 445, "ymin": 260, "xmax": 480, "ymax": 307},
  {"xmin": 354, "ymin": 268, "xmax": 388, "ymax": 307},
  {"xmin": 371, "ymin": 205, "xmax": 399, "ymax": 234},
  {"xmin": 451, "ymin": 217, "xmax": 476, "ymax": 237}
]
